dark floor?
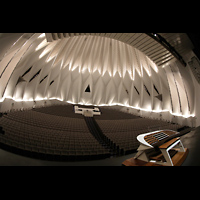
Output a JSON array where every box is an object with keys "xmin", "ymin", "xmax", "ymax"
[
  {"xmin": 180, "ymin": 126, "xmax": 200, "ymax": 166},
  {"xmin": 0, "ymin": 127, "xmax": 199, "ymax": 166}
]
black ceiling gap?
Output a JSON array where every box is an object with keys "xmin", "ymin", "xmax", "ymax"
[{"xmin": 85, "ymin": 85, "xmax": 90, "ymax": 93}]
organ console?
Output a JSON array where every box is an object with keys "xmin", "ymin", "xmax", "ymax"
[{"xmin": 122, "ymin": 130, "xmax": 189, "ymax": 166}]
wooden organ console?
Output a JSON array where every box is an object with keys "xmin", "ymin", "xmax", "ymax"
[{"xmin": 122, "ymin": 130, "xmax": 189, "ymax": 166}]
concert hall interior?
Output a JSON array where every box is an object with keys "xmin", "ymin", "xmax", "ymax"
[{"xmin": 0, "ymin": 33, "xmax": 200, "ymax": 166}]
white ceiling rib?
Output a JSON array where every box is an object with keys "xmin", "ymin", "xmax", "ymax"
[
  {"xmin": 45, "ymin": 33, "xmax": 193, "ymax": 67},
  {"xmin": 0, "ymin": 33, "xmax": 196, "ymax": 120}
]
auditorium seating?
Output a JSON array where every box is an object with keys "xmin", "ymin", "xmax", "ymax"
[
  {"xmin": 34, "ymin": 104, "xmax": 83, "ymax": 118},
  {"xmin": 95, "ymin": 115, "xmax": 182, "ymax": 154},
  {"xmin": 94, "ymin": 106, "xmax": 140, "ymax": 120},
  {"xmin": 0, "ymin": 107, "xmax": 110, "ymax": 161},
  {"xmin": 0, "ymin": 104, "xmax": 185, "ymax": 160},
  {"xmin": 4, "ymin": 109, "xmax": 89, "ymax": 132}
]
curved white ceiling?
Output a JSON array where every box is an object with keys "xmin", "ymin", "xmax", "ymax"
[
  {"xmin": 0, "ymin": 33, "xmax": 195, "ymax": 118},
  {"xmin": 46, "ymin": 33, "xmax": 194, "ymax": 67}
]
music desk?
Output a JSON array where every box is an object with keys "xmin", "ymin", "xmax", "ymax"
[{"xmin": 122, "ymin": 130, "xmax": 188, "ymax": 166}]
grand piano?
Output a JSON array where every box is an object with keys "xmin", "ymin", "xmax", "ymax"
[{"xmin": 122, "ymin": 130, "xmax": 188, "ymax": 166}]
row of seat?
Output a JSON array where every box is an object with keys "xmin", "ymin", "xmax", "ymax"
[
  {"xmin": 94, "ymin": 106, "xmax": 140, "ymax": 120},
  {"xmin": 96, "ymin": 118, "xmax": 182, "ymax": 154},
  {"xmin": 34, "ymin": 104, "xmax": 83, "ymax": 118},
  {"xmin": 0, "ymin": 116, "xmax": 110, "ymax": 161},
  {"xmin": 96, "ymin": 118, "xmax": 181, "ymax": 133},
  {"xmin": 4, "ymin": 110, "xmax": 89, "ymax": 132},
  {"xmin": 0, "ymin": 104, "xmax": 185, "ymax": 160}
]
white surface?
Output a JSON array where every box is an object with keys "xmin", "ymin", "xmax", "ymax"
[
  {"xmin": 137, "ymin": 130, "xmax": 163, "ymax": 148},
  {"xmin": 74, "ymin": 106, "xmax": 101, "ymax": 116},
  {"xmin": 0, "ymin": 33, "xmax": 196, "ymax": 126}
]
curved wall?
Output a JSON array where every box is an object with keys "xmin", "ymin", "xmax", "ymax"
[{"xmin": 0, "ymin": 33, "xmax": 197, "ymax": 127}]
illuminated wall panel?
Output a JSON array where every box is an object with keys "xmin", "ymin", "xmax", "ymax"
[
  {"xmin": 165, "ymin": 65, "xmax": 181, "ymax": 114},
  {"xmin": 0, "ymin": 33, "xmax": 196, "ymax": 125},
  {"xmin": 157, "ymin": 66, "xmax": 171, "ymax": 112},
  {"xmin": 171, "ymin": 63, "xmax": 189, "ymax": 117}
]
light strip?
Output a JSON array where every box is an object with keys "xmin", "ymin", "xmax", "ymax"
[
  {"xmin": 38, "ymin": 33, "xmax": 45, "ymax": 38},
  {"xmin": 0, "ymin": 96, "xmax": 195, "ymax": 119}
]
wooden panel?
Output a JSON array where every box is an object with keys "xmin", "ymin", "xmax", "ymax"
[
  {"xmin": 159, "ymin": 137, "xmax": 180, "ymax": 149},
  {"xmin": 122, "ymin": 148, "xmax": 188, "ymax": 166},
  {"xmin": 122, "ymin": 158, "xmax": 162, "ymax": 166},
  {"xmin": 172, "ymin": 148, "xmax": 189, "ymax": 166}
]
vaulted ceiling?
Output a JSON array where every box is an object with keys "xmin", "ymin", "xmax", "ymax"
[
  {"xmin": 0, "ymin": 33, "xmax": 196, "ymax": 119},
  {"xmin": 45, "ymin": 33, "xmax": 193, "ymax": 67}
]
